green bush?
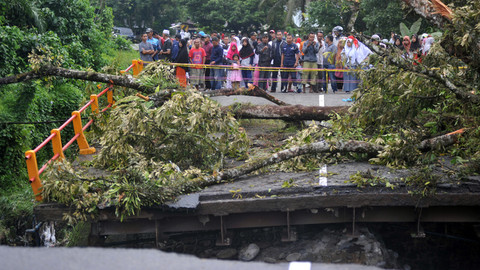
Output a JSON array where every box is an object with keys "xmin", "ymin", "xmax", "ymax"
[
  {"xmin": 0, "ymin": 82, "xmax": 83, "ymax": 191},
  {"xmin": 113, "ymin": 36, "xmax": 133, "ymax": 51}
]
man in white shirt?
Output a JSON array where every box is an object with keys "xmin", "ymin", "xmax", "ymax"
[{"xmin": 316, "ymin": 31, "xmax": 326, "ymax": 92}]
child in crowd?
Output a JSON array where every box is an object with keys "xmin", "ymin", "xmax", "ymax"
[
  {"xmin": 226, "ymin": 41, "xmax": 240, "ymax": 89},
  {"xmin": 228, "ymin": 54, "xmax": 242, "ymax": 89}
]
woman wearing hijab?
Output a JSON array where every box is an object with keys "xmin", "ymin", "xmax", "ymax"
[
  {"xmin": 394, "ymin": 35, "xmax": 404, "ymax": 50},
  {"xmin": 402, "ymin": 36, "xmax": 413, "ymax": 58},
  {"xmin": 335, "ymin": 38, "xmax": 345, "ymax": 92},
  {"xmin": 175, "ymin": 39, "xmax": 190, "ymax": 88},
  {"xmin": 239, "ymin": 38, "xmax": 255, "ymax": 86},
  {"xmin": 422, "ymin": 36, "xmax": 435, "ymax": 55},
  {"xmin": 342, "ymin": 36, "xmax": 359, "ymax": 93},
  {"xmin": 410, "ymin": 34, "xmax": 421, "ymax": 53},
  {"xmin": 226, "ymin": 41, "xmax": 240, "ymax": 88}
]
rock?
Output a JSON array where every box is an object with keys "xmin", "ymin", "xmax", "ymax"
[
  {"xmin": 300, "ymin": 252, "xmax": 316, "ymax": 262},
  {"xmin": 286, "ymin": 253, "xmax": 302, "ymax": 262},
  {"xmin": 238, "ymin": 243, "xmax": 260, "ymax": 261},
  {"xmin": 321, "ymin": 235, "xmax": 332, "ymax": 244},
  {"xmin": 256, "ymin": 241, "xmax": 271, "ymax": 249},
  {"xmin": 216, "ymin": 248, "xmax": 237, "ymax": 259},
  {"xmin": 264, "ymin": 257, "xmax": 277, "ymax": 264},
  {"xmin": 198, "ymin": 240, "xmax": 212, "ymax": 247}
]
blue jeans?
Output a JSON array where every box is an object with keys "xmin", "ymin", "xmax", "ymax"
[
  {"xmin": 212, "ymin": 67, "xmax": 224, "ymax": 90},
  {"xmin": 258, "ymin": 65, "xmax": 270, "ymax": 90},
  {"xmin": 324, "ymin": 64, "xmax": 338, "ymax": 92},
  {"xmin": 281, "ymin": 64, "xmax": 297, "ymax": 90},
  {"xmin": 242, "ymin": 69, "xmax": 252, "ymax": 86},
  {"xmin": 271, "ymin": 63, "xmax": 281, "ymax": 91}
]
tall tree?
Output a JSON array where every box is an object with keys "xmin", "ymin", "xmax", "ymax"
[
  {"xmin": 181, "ymin": 0, "xmax": 271, "ymax": 32},
  {"xmin": 106, "ymin": 0, "xmax": 186, "ymax": 34}
]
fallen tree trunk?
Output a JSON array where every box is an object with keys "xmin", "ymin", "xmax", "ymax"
[
  {"xmin": 203, "ymin": 139, "xmax": 384, "ymax": 185},
  {"xmin": 200, "ymin": 129, "xmax": 464, "ymax": 185},
  {"xmin": 418, "ymin": 128, "xmax": 465, "ymax": 151},
  {"xmin": 0, "ymin": 65, "xmax": 289, "ymax": 106},
  {"xmin": 223, "ymin": 104, "xmax": 348, "ymax": 121},
  {"xmin": 0, "ymin": 65, "xmax": 152, "ymax": 93},
  {"xmin": 207, "ymin": 84, "xmax": 289, "ymax": 106}
]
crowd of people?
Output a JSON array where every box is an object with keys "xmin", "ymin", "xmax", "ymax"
[{"xmin": 138, "ymin": 26, "xmax": 436, "ymax": 93}]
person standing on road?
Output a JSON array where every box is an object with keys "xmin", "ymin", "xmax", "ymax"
[
  {"xmin": 221, "ymin": 36, "xmax": 231, "ymax": 88},
  {"xmin": 316, "ymin": 31, "xmax": 326, "ymax": 92},
  {"xmin": 210, "ymin": 37, "xmax": 224, "ymax": 91},
  {"xmin": 188, "ymin": 39, "xmax": 206, "ymax": 90},
  {"xmin": 332, "ymin": 26, "xmax": 344, "ymax": 46},
  {"xmin": 280, "ymin": 34, "xmax": 300, "ymax": 93},
  {"xmin": 323, "ymin": 35, "xmax": 338, "ymax": 93},
  {"xmin": 302, "ymin": 33, "xmax": 320, "ymax": 93},
  {"xmin": 239, "ymin": 38, "xmax": 255, "ymax": 86},
  {"xmin": 271, "ymin": 31, "xmax": 286, "ymax": 92},
  {"xmin": 170, "ymin": 34, "xmax": 181, "ymax": 62},
  {"xmin": 202, "ymin": 35, "xmax": 214, "ymax": 90},
  {"xmin": 342, "ymin": 37, "xmax": 358, "ymax": 93},
  {"xmin": 269, "ymin": 29, "xmax": 275, "ymax": 42},
  {"xmin": 256, "ymin": 34, "xmax": 273, "ymax": 91},
  {"xmin": 139, "ymin": 33, "xmax": 155, "ymax": 65},
  {"xmin": 175, "ymin": 39, "xmax": 190, "ymax": 88},
  {"xmin": 159, "ymin": 30, "xmax": 172, "ymax": 61},
  {"xmin": 146, "ymin": 28, "xmax": 159, "ymax": 60},
  {"xmin": 228, "ymin": 54, "xmax": 242, "ymax": 89},
  {"xmin": 226, "ymin": 41, "xmax": 240, "ymax": 89}
]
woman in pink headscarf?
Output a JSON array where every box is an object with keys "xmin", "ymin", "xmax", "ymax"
[
  {"xmin": 227, "ymin": 41, "xmax": 240, "ymax": 60},
  {"xmin": 225, "ymin": 42, "xmax": 240, "ymax": 88},
  {"xmin": 402, "ymin": 36, "xmax": 413, "ymax": 58}
]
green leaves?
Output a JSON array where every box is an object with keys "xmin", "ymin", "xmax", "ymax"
[
  {"xmin": 400, "ymin": 18, "xmax": 422, "ymax": 37},
  {"xmin": 399, "ymin": 23, "xmax": 410, "ymax": 38},
  {"xmin": 410, "ymin": 18, "xmax": 422, "ymax": 37}
]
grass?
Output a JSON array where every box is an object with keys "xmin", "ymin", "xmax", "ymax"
[
  {"xmin": 103, "ymin": 49, "xmax": 139, "ymax": 72},
  {"xmin": 0, "ymin": 185, "xmax": 35, "ymax": 245}
]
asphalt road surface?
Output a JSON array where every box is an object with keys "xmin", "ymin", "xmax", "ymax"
[
  {"xmin": 1, "ymin": 246, "xmax": 380, "ymax": 270},
  {"xmin": 212, "ymin": 91, "xmax": 353, "ymax": 107}
]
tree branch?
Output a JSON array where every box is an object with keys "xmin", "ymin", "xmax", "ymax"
[
  {"xmin": 0, "ymin": 65, "xmax": 152, "ymax": 93},
  {"xmin": 199, "ymin": 129, "xmax": 464, "ymax": 185},
  {"xmin": 206, "ymin": 84, "xmax": 290, "ymax": 106},
  {"xmin": 223, "ymin": 104, "xmax": 348, "ymax": 121},
  {"xmin": 401, "ymin": 0, "xmax": 451, "ymax": 28},
  {"xmin": 356, "ymin": 35, "xmax": 480, "ymax": 105},
  {"xmin": 202, "ymin": 139, "xmax": 384, "ymax": 185}
]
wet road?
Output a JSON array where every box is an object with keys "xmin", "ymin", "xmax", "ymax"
[{"xmin": 0, "ymin": 246, "xmax": 380, "ymax": 270}]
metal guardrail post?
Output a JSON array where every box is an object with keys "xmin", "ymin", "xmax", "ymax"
[
  {"xmin": 107, "ymin": 88, "xmax": 115, "ymax": 106},
  {"xmin": 50, "ymin": 129, "xmax": 65, "ymax": 160},
  {"xmin": 132, "ymin": 60, "xmax": 143, "ymax": 76},
  {"xmin": 72, "ymin": 111, "xmax": 96, "ymax": 155},
  {"xmin": 90, "ymin": 94, "xmax": 99, "ymax": 114},
  {"xmin": 25, "ymin": 150, "xmax": 42, "ymax": 201}
]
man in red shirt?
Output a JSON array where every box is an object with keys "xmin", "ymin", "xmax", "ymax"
[{"xmin": 189, "ymin": 39, "xmax": 207, "ymax": 90}]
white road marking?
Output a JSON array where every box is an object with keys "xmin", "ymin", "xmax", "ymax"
[
  {"xmin": 288, "ymin": 261, "xmax": 311, "ymax": 270},
  {"xmin": 319, "ymin": 164, "xmax": 328, "ymax": 186},
  {"xmin": 319, "ymin": 95, "xmax": 325, "ymax": 107}
]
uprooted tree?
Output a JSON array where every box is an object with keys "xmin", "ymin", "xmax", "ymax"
[{"xmin": 2, "ymin": 0, "xmax": 480, "ymax": 222}]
